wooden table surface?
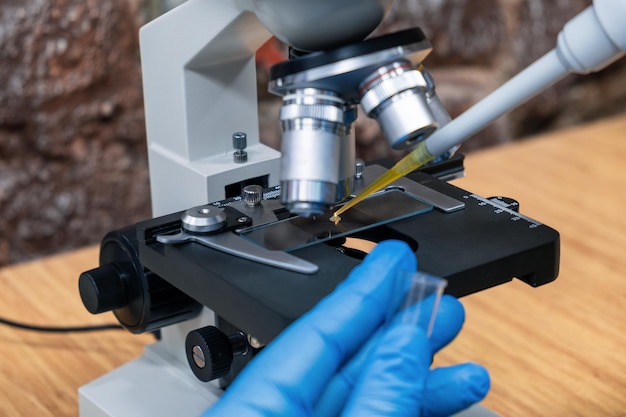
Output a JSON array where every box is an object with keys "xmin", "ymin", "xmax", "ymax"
[{"xmin": 1, "ymin": 114, "xmax": 626, "ymax": 416}]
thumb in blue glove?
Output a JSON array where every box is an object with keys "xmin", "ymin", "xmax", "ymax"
[{"xmin": 203, "ymin": 240, "xmax": 490, "ymax": 417}]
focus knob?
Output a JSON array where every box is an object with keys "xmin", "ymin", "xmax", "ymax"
[
  {"xmin": 78, "ymin": 227, "xmax": 203, "ymax": 334},
  {"xmin": 186, "ymin": 326, "xmax": 249, "ymax": 382},
  {"xmin": 79, "ymin": 264, "xmax": 129, "ymax": 314}
]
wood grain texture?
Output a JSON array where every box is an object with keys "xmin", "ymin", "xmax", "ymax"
[
  {"xmin": 435, "ymin": 113, "xmax": 626, "ymax": 416},
  {"xmin": 0, "ymin": 247, "xmax": 153, "ymax": 417},
  {"xmin": 1, "ymin": 114, "xmax": 626, "ymax": 416}
]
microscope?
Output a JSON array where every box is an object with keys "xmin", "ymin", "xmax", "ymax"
[{"xmin": 76, "ymin": 0, "xmax": 625, "ymax": 416}]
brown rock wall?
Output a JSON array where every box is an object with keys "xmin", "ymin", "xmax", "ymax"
[{"xmin": 0, "ymin": 0, "xmax": 150, "ymax": 266}]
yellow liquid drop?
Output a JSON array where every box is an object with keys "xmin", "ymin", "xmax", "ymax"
[{"xmin": 332, "ymin": 141, "xmax": 436, "ymax": 222}]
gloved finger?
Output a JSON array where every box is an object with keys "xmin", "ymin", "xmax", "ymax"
[
  {"xmin": 420, "ymin": 363, "xmax": 491, "ymax": 417},
  {"xmin": 314, "ymin": 295, "xmax": 465, "ymax": 417},
  {"xmin": 209, "ymin": 240, "xmax": 417, "ymax": 415},
  {"xmin": 395, "ymin": 294, "xmax": 466, "ymax": 351},
  {"xmin": 341, "ymin": 322, "xmax": 432, "ymax": 416}
]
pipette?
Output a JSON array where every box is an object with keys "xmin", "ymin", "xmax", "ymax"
[{"xmin": 332, "ymin": 0, "xmax": 625, "ymax": 223}]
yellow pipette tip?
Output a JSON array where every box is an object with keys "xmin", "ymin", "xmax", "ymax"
[{"xmin": 332, "ymin": 141, "xmax": 436, "ymax": 223}]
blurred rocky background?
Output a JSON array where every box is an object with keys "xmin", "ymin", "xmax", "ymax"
[{"xmin": 1, "ymin": 0, "xmax": 625, "ymax": 266}]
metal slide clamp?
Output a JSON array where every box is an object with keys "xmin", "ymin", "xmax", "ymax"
[{"xmin": 156, "ymin": 206, "xmax": 319, "ymax": 274}]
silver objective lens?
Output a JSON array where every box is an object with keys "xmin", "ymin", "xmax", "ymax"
[
  {"xmin": 360, "ymin": 61, "xmax": 437, "ymax": 150},
  {"xmin": 279, "ymin": 88, "xmax": 347, "ymax": 217},
  {"xmin": 336, "ymin": 105, "xmax": 357, "ymax": 205}
]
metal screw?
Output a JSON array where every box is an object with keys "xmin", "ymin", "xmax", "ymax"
[
  {"xmin": 192, "ymin": 345, "xmax": 206, "ymax": 368},
  {"xmin": 247, "ymin": 335, "xmax": 265, "ymax": 349},
  {"xmin": 232, "ymin": 132, "xmax": 248, "ymax": 163},
  {"xmin": 355, "ymin": 158, "xmax": 365, "ymax": 179}
]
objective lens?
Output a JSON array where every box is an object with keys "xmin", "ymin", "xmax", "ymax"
[
  {"xmin": 336, "ymin": 105, "xmax": 357, "ymax": 204},
  {"xmin": 359, "ymin": 61, "xmax": 437, "ymax": 150},
  {"xmin": 279, "ymin": 88, "xmax": 348, "ymax": 217}
]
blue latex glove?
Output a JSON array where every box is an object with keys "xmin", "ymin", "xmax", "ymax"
[{"xmin": 203, "ymin": 240, "xmax": 490, "ymax": 417}]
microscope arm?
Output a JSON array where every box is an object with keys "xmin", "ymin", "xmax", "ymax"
[
  {"xmin": 139, "ymin": 0, "xmax": 282, "ymax": 216},
  {"xmin": 425, "ymin": 0, "xmax": 626, "ymax": 157}
]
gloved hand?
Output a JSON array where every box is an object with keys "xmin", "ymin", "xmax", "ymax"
[{"xmin": 203, "ymin": 240, "xmax": 490, "ymax": 417}]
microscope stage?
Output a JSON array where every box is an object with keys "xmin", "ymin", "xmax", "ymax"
[{"xmin": 135, "ymin": 165, "xmax": 559, "ymax": 345}]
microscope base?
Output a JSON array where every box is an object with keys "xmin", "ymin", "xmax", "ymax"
[
  {"xmin": 78, "ymin": 342, "xmax": 221, "ymax": 417},
  {"xmin": 78, "ymin": 341, "xmax": 499, "ymax": 417}
]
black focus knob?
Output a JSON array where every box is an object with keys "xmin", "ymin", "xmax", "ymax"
[
  {"xmin": 79, "ymin": 264, "xmax": 129, "ymax": 314},
  {"xmin": 186, "ymin": 326, "xmax": 249, "ymax": 382},
  {"xmin": 78, "ymin": 227, "xmax": 203, "ymax": 334}
]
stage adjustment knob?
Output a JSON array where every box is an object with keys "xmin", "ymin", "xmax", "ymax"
[
  {"xmin": 79, "ymin": 264, "xmax": 129, "ymax": 314},
  {"xmin": 186, "ymin": 326, "xmax": 249, "ymax": 382},
  {"xmin": 243, "ymin": 184, "xmax": 264, "ymax": 207}
]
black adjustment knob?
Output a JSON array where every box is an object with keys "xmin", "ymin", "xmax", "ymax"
[
  {"xmin": 488, "ymin": 196, "xmax": 520, "ymax": 212},
  {"xmin": 78, "ymin": 227, "xmax": 203, "ymax": 334},
  {"xmin": 186, "ymin": 326, "xmax": 249, "ymax": 382},
  {"xmin": 79, "ymin": 264, "xmax": 128, "ymax": 314}
]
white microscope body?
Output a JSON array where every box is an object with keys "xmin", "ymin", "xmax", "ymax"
[
  {"xmin": 78, "ymin": 0, "xmax": 626, "ymax": 416},
  {"xmin": 139, "ymin": 0, "xmax": 393, "ymax": 217}
]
